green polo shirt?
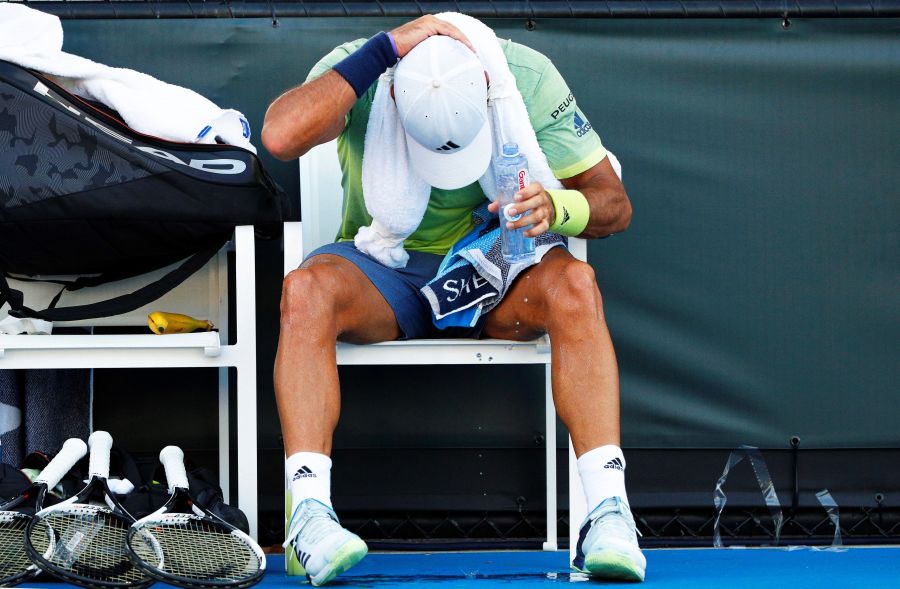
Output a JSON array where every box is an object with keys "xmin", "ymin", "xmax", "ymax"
[{"xmin": 307, "ymin": 38, "xmax": 607, "ymax": 255}]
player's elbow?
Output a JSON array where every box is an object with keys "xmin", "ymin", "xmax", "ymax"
[
  {"xmin": 617, "ymin": 195, "xmax": 633, "ymax": 232},
  {"xmin": 261, "ymin": 124, "xmax": 294, "ymax": 162}
]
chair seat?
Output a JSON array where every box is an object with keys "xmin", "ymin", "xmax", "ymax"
[
  {"xmin": 336, "ymin": 337, "xmax": 551, "ymax": 365},
  {"xmin": 0, "ymin": 331, "xmax": 220, "ymax": 355}
]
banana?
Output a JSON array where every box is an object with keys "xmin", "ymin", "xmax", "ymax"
[{"xmin": 148, "ymin": 311, "xmax": 214, "ymax": 335}]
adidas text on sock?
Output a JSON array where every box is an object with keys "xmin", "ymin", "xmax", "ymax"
[
  {"xmin": 286, "ymin": 451, "xmax": 333, "ymax": 510},
  {"xmin": 577, "ymin": 445, "xmax": 630, "ymax": 512}
]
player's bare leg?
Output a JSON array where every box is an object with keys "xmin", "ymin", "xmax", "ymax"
[
  {"xmin": 276, "ymin": 254, "xmax": 401, "ymax": 586},
  {"xmin": 485, "ymin": 247, "xmax": 645, "ymax": 581}
]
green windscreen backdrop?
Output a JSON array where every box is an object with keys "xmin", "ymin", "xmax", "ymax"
[{"xmin": 60, "ymin": 17, "xmax": 898, "ymax": 449}]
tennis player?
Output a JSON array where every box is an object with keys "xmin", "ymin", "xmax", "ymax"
[{"xmin": 263, "ymin": 14, "xmax": 644, "ymax": 585}]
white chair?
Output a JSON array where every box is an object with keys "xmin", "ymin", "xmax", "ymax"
[
  {"xmin": 0, "ymin": 227, "xmax": 260, "ymax": 539},
  {"xmin": 286, "ymin": 140, "xmax": 596, "ymax": 555}
]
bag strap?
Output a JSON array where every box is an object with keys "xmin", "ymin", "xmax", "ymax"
[
  {"xmin": 0, "ymin": 278, "xmax": 24, "ymax": 312},
  {"xmin": 0, "ymin": 242, "xmax": 223, "ymax": 323},
  {"xmin": 6, "ymin": 265, "xmax": 168, "ymax": 291}
]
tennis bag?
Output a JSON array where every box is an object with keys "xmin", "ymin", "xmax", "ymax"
[
  {"xmin": 0, "ymin": 59, "xmax": 288, "ymax": 322},
  {"xmin": 113, "ymin": 449, "xmax": 250, "ymax": 534},
  {"xmin": 0, "ymin": 452, "xmax": 84, "ymax": 510},
  {"xmin": 0, "ymin": 463, "xmax": 33, "ymax": 505}
]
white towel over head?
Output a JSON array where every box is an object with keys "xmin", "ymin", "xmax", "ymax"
[{"xmin": 356, "ymin": 12, "xmax": 564, "ymax": 268}]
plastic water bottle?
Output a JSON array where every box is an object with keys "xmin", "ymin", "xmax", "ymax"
[{"xmin": 494, "ymin": 143, "xmax": 535, "ymax": 263}]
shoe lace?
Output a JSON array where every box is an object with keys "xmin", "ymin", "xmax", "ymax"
[
  {"xmin": 283, "ymin": 501, "xmax": 342, "ymax": 548},
  {"xmin": 590, "ymin": 500, "xmax": 642, "ymax": 539}
]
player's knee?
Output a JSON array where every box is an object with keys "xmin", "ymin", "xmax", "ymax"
[
  {"xmin": 547, "ymin": 260, "xmax": 603, "ymax": 323},
  {"xmin": 281, "ymin": 266, "xmax": 341, "ymax": 328}
]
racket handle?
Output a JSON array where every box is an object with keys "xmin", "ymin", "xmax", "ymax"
[
  {"xmin": 88, "ymin": 430, "xmax": 113, "ymax": 480},
  {"xmin": 160, "ymin": 446, "xmax": 190, "ymax": 493},
  {"xmin": 35, "ymin": 438, "xmax": 88, "ymax": 489}
]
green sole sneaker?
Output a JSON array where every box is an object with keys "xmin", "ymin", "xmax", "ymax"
[
  {"xmin": 581, "ymin": 550, "xmax": 646, "ymax": 582},
  {"xmin": 309, "ymin": 538, "xmax": 369, "ymax": 586}
]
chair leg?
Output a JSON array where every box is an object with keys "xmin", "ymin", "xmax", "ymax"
[
  {"xmin": 236, "ymin": 364, "xmax": 258, "ymax": 540},
  {"xmin": 233, "ymin": 225, "xmax": 258, "ymax": 540},
  {"xmin": 218, "ymin": 367, "xmax": 230, "ymax": 505},
  {"xmin": 568, "ymin": 436, "xmax": 587, "ymax": 564},
  {"xmin": 543, "ymin": 364, "xmax": 558, "ymax": 551}
]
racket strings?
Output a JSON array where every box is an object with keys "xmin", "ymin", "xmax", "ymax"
[
  {"xmin": 31, "ymin": 508, "xmax": 148, "ymax": 585},
  {"xmin": 131, "ymin": 519, "xmax": 261, "ymax": 582},
  {"xmin": 0, "ymin": 513, "xmax": 33, "ymax": 578}
]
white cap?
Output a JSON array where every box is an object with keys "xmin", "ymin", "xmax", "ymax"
[{"xmin": 393, "ymin": 36, "xmax": 491, "ymax": 190}]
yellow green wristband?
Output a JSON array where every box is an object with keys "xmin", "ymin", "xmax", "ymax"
[{"xmin": 547, "ymin": 189, "xmax": 590, "ymax": 236}]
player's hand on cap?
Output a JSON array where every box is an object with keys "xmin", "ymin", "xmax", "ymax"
[
  {"xmin": 390, "ymin": 15, "xmax": 476, "ymax": 58},
  {"xmin": 487, "ymin": 182, "xmax": 556, "ymax": 238}
]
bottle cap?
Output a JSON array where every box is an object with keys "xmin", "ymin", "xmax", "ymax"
[{"xmin": 502, "ymin": 143, "xmax": 520, "ymax": 157}]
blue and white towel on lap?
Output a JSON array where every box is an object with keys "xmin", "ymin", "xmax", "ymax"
[{"xmin": 421, "ymin": 203, "xmax": 566, "ymax": 329}]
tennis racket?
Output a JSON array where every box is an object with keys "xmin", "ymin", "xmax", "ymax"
[
  {"xmin": 25, "ymin": 431, "xmax": 154, "ymax": 589},
  {"xmin": 126, "ymin": 446, "xmax": 265, "ymax": 589},
  {"xmin": 0, "ymin": 437, "xmax": 88, "ymax": 587}
]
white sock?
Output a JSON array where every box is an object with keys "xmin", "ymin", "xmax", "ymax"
[
  {"xmin": 286, "ymin": 452, "xmax": 333, "ymax": 510},
  {"xmin": 577, "ymin": 445, "xmax": 630, "ymax": 512}
]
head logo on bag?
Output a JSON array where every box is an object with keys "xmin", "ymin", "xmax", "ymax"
[
  {"xmin": 134, "ymin": 146, "xmax": 247, "ymax": 175},
  {"xmin": 33, "ymin": 80, "xmax": 248, "ymax": 177}
]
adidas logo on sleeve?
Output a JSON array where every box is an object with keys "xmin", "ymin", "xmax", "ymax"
[
  {"xmin": 574, "ymin": 110, "xmax": 593, "ymax": 137},
  {"xmin": 603, "ymin": 457, "xmax": 624, "ymax": 471}
]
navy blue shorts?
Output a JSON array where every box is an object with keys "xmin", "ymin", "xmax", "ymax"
[{"xmin": 305, "ymin": 242, "xmax": 487, "ymax": 340}]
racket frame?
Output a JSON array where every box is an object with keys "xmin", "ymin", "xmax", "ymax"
[
  {"xmin": 0, "ymin": 438, "xmax": 88, "ymax": 587},
  {"xmin": 126, "ymin": 447, "xmax": 265, "ymax": 589},
  {"xmin": 24, "ymin": 432, "xmax": 153, "ymax": 589}
]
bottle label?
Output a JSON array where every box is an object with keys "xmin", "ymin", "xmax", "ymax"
[{"xmin": 517, "ymin": 168, "xmax": 529, "ymax": 192}]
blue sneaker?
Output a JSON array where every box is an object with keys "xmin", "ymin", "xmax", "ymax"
[
  {"xmin": 283, "ymin": 499, "xmax": 368, "ymax": 586},
  {"xmin": 572, "ymin": 497, "xmax": 646, "ymax": 582}
]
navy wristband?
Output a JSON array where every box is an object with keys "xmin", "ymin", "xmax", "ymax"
[{"xmin": 333, "ymin": 31, "xmax": 399, "ymax": 98}]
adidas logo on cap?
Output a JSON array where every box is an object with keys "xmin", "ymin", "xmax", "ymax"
[
  {"xmin": 603, "ymin": 457, "xmax": 624, "ymax": 471},
  {"xmin": 292, "ymin": 465, "xmax": 317, "ymax": 480},
  {"xmin": 436, "ymin": 140, "xmax": 461, "ymax": 152}
]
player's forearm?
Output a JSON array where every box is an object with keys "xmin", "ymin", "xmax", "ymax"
[
  {"xmin": 580, "ymin": 179, "xmax": 633, "ymax": 239},
  {"xmin": 262, "ymin": 70, "xmax": 356, "ymax": 161}
]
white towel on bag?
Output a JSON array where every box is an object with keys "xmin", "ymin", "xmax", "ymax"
[
  {"xmin": 356, "ymin": 12, "xmax": 564, "ymax": 268},
  {"xmin": 0, "ymin": 4, "xmax": 255, "ymax": 153}
]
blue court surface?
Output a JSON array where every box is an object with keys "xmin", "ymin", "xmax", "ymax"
[{"xmin": 26, "ymin": 547, "xmax": 900, "ymax": 589}]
